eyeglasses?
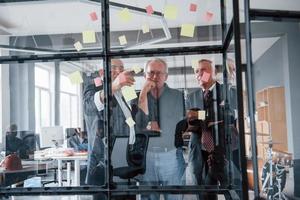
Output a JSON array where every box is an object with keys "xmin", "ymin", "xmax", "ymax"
[{"xmin": 146, "ymin": 71, "xmax": 166, "ymax": 77}]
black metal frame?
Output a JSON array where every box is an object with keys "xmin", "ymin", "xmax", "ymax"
[{"xmin": 1, "ymin": 0, "xmax": 299, "ymax": 198}]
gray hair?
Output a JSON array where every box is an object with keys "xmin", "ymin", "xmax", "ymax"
[
  {"xmin": 198, "ymin": 59, "xmax": 216, "ymax": 80},
  {"xmin": 144, "ymin": 58, "xmax": 168, "ymax": 74}
]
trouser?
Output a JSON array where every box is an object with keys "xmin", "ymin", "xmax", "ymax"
[
  {"xmin": 86, "ymin": 134, "xmax": 106, "ymax": 185},
  {"xmin": 141, "ymin": 148, "xmax": 186, "ymax": 200}
]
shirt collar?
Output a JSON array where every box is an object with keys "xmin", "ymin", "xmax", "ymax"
[{"xmin": 202, "ymin": 82, "xmax": 216, "ymax": 92}]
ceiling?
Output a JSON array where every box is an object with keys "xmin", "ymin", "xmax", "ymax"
[
  {"xmin": 0, "ymin": 0, "xmax": 296, "ymax": 67},
  {"xmin": 0, "ymin": 0, "xmax": 299, "ymax": 36}
]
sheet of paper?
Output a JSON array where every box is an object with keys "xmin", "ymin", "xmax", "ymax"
[
  {"xmin": 131, "ymin": 66, "xmax": 142, "ymax": 74},
  {"xmin": 119, "ymin": 35, "xmax": 127, "ymax": 45},
  {"xmin": 94, "ymin": 77, "xmax": 102, "ymax": 87},
  {"xmin": 164, "ymin": 5, "xmax": 178, "ymax": 20},
  {"xmin": 180, "ymin": 24, "xmax": 195, "ymax": 38},
  {"xmin": 126, "ymin": 117, "xmax": 136, "ymax": 127},
  {"xmin": 142, "ymin": 24, "xmax": 150, "ymax": 34},
  {"xmin": 68, "ymin": 71, "xmax": 83, "ymax": 85},
  {"xmin": 190, "ymin": 3, "xmax": 197, "ymax": 12},
  {"xmin": 201, "ymin": 72, "xmax": 211, "ymax": 82},
  {"xmin": 198, "ymin": 110, "xmax": 206, "ymax": 120},
  {"xmin": 82, "ymin": 30, "xmax": 96, "ymax": 44},
  {"xmin": 146, "ymin": 5, "xmax": 154, "ymax": 15},
  {"xmin": 121, "ymin": 86, "xmax": 138, "ymax": 102},
  {"xmin": 74, "ymin": 41, "xmax": 83, "ymax": 52},
  {"xmin": 191, "ymin": 59, "xmax": 198, "ymax": 69},
  {"xmin": 89, "ymin": 12, "xmax": 98, "ymax": 21},
  {"xmin": 118, "ymin": 8, "xmax": 132, "ymax": 22}
]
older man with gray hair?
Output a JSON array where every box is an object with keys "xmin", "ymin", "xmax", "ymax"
[{"xmin": 135, "ymin": 58, "xmax": 185, "ymax": 200}]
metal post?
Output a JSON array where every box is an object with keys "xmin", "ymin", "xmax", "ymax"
[{"xmin": 243, "ymin": 0, "xmax": 260, "ymax": 198}]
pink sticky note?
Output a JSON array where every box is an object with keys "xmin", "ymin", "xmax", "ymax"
[
  {"xmin": 98, "ymin": 69, "xmax": 104, "ymax": 77},
  {"xmin": 118, "ymin": 73, "xmax": 126, "ymax": 84},
  {"xmin": 190, "ymin": 3, "xmax": 197, "ymax": 12},
  {"xmin": 94, "ymin": 77, "xmax": 102, "ymax": 87},
  {"xmin": 201, "ymin": 72, "xmax": 211, "ymax": 83},
  {"xmin": 90, "ymin": 12, "xmax": 98, "ymax": 21},
  {"xmin": 146, "ymin": 5, "xmax": 154, "ymax": 15},
  {"xmin": 204, "ymin": 11, "xmax": 214, "ymax": 22}
]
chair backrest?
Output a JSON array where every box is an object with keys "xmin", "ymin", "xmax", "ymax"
[{"xmin": 126, "ymin": 133, "xmax": 149, "ymax": 174}]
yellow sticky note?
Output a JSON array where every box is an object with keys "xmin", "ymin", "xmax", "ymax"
[
  {"xmin": 180, "ymin": 24, "xmax": 195, "ymax": 38},
  {"xmin": 191, "ymin": 59, "xmax": 198, "ymax": 69},
  {"xmin": 131, "ymin": 66, "xmax": 142, "ymax": 74},
  {"xmin": 142, "ymin": 24, "xmax": 150, "ymax": 34},
  {"xmin": 82, "ymin": 30, "xmax": 96, "ymax": 44},
  {"xmin": 118, "ymin": 8, "xmax": 132, "ymax": 22},
  {"xmin": 74, "ymin": 41, "xmax": 83, "ymax": 52},
  {"xmin": 121, "ymin": 86, "xmax": 137, "ymax": 102},
  {"xmin": 119, "ymin": 35, "xmax": 127, "ymax": 45},
  {"xmin": 198, "ymin": 110, "xmax": 206, "ymax": 120},
  {"xmin": 68, "ymin": 71, "xmax": 83, "ymax": 85},
  {"xmin": 164, "ymin": 5, "xmax": 178, "ymax": 20},
  {"xmin": 126, "ymin": 117, "xmax": 136, "ymax": 127}
]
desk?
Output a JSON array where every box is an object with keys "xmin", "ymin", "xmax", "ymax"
[
  {"xmin": 0, "ymin": 164, "xmax": 47, "ymax": 187},
  {"xmin": 50, "ymin": 154, "xmax": 87, "ymax": 186}
]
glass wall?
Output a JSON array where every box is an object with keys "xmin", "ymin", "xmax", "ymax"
[
  {"xmin": 1, "ymin": 0, "xmax": 299, "ymax": 199},
  {"xmin": 245, "ymin": 19, "xmax": 300, "ymax": 199}
]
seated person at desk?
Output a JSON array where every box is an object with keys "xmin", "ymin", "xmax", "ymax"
[
  {"xmin": 67, "ymin": 128, "xmax": 88, "ymax": 152},
  {"xmin": 5, "ymin": 124, "xmax": 28, "ymax": 158}
]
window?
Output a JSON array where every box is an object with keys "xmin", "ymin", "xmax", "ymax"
[
  {"xmin": 35, "ymin": 66, "xmax": 51, "ymax": 133},
  {"xmin": 60, "ymin": 74, "xmax": 81, "ymax": 128}
]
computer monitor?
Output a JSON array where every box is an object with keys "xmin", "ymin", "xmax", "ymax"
[{"xmin": 40, "ymin": 126, "xmax": 64, "ymax": 148}]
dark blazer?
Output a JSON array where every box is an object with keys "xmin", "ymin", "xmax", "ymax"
[
  {"xmin": 186, "ymin": 83, "xmax": 234, "ymax": 149},
  {"xmin": 186, "ymin": 82, "xmax": 238, "ymax": 149}
]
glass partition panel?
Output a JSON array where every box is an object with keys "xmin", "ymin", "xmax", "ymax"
[
  {"xmin": 109, "ymin": 0, "xmax": 222, "ymax": 51},
  {"xmin": 250, "ymin": 0, "xmax": 300, "ymax": 11},
  {"xmin": 108, "ymin": 54, "xmax": 242, "ymax": 198},
  {"xmin": 0, "ymin": 59, "xmax": 104, "ymax": 188},
  {"xmin": 0, "ymin": 1, "xmax": 102, "ymax": 55},
  {"xmin": 248, "ymin": 20, "xmax": 299, "ymax": 199}
]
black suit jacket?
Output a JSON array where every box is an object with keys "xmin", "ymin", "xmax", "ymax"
[{"xmin": 186, "ymin": 83, "xmax": 233, "ymax": 149}]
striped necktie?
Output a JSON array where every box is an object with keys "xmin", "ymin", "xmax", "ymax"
[{"xmin": 202, "ymin": 90, "xmax": 214, "ymax": 152}]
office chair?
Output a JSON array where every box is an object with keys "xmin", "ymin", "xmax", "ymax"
[{"xmin": 113, "ymin": 132, "xmax": 149, "ymax": 185}]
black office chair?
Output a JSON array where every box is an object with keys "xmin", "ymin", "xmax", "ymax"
[{"xmin": 113, "ymin": 133, "xmax": 149, "ymax": 184}]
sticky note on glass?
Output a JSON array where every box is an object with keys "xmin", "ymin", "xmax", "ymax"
[
  {"xmin": 68, "ymin": 71, "xmax": 83, "ymax": 85},
  {"xmin": 198, "ymin": 110, "xmax": 206, "ymax": 120},
  {"xmin": 146, "ymin": 5, "xmax": 154, "ymax": 15},
  {"xmin": 94, "ymin": 77, "xmax": 102, "ymax": 87},
  {"xmin": 126, "ymin": 117, "xmax": 136, "ymax": 127},
  {"xmin": 90, "ymin": 12, "xmax": 98, "ymax": 21},
  {"xmin": 192, "ymin": 59, "xmax": 198, "ymax": 69},
  {"xmin": 142, "ymin": 24, "xmax": 150, "ymax": 34},
  {"xmin": 131, "ymin": 66, "xmax": 142, "ymax": 74},
  {"xmin": 98, "ymin": 69, "xmax": 104, "ymax": 77},
  {"xmin": 121, "ymin": 86, "xmax": 138, "ymax": 102},
  {"xmin": 119, "ymin": 35, "xmax": 127, "ymax": 45},
  {"xmin": 164, "ymin": 5, "xmax": 178, "ymax": 20},
  {"xmin": 74, "ymin": 41, "xmax": 83, "ymax": 52},
  {"xmin": 180, "ymin": 24, "xmax": 195, "ymax": 38},
  {"xmin": 190, "ymin": 3, "xmax": 197, "ymax": 12},
  {"xmin": 204, "ymin": 11, "xmax": 214, "ymax": 22},
  {"xmin": 201, "ymin": 72, "xmax": 211, "ymax": 82},
  {"xmin": 118, "ymin": 8, "xmax": 132, "ymax": 22},
  {"xmin": 82, "ymin": 30, "xmax": 96, "ymax": 44}
]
